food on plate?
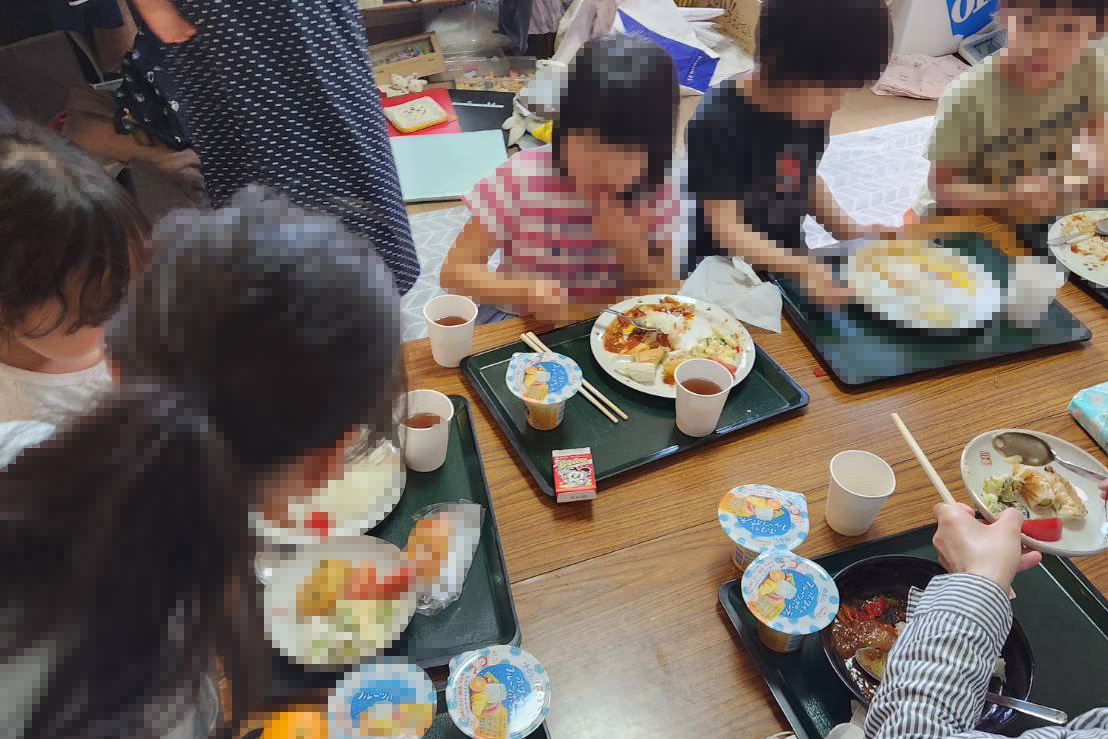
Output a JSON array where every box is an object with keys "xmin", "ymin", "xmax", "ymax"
[
  {"xmin": 1060, "ymin": 211, "xmax": 1108, "ymax": 264},
  {"xmin": 1021, "ymin": 516, "xmax": 1063, "ymax": 542},
  {"xmin": 615, "ymin": 362, "xmax": 658, "ymax": 384},
  {"xmin": 688, "ymin": 330, "xmax": 743, "ymax": 374},
  {"xmin": 295, "ymin": 558, "xmax": 414, "ymax": 664},
  {"xmin": 601, "ymin": 297, "xmax": 693, "ymax": 355},
  {"xmin": 981, "ymin": 464, "xmax": 1088, "ymax": 519},
  {"xmin": 854, "ymin": 242, "xmax": 977, "ymax": 294},
  {"xmin": 830, "ymin": 592, "xmax": 1006, "ymax": 699}
]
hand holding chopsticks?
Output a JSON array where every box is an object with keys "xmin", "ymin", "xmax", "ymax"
[{"xmin": 520, "ymin": 331, "xmax": 628, "ymax": 424}]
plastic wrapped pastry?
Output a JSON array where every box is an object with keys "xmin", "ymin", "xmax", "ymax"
[{"xmin": 406, "ymin": 501, "xmax": 484, "ymax": 616}]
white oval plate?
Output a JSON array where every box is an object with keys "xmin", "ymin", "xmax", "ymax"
[
  {"xmin": 843, "ymin": 241, "xmax": 1003, "ymax": 332},
  {"xmin": 264, "ymin": 537, "xmax": 418, "ymax": 669},
  {"xmin": 250, "ymin": 440, "xmax": 406, "ymax": 546},
  {"xmin": 960, "ymin": 428, "xmax": 1108, "ymax": 557},
  {"xmin": 1048, "ymin": 210, "xmax": 1108, "ymax": 288},
  {"xmin": 589, "ymin": 294, "xmax": 756, "ymax": 399}
]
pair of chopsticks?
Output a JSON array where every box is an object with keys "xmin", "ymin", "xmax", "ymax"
[
  {"xmin": 520, "ymin": 331, "xmax": 628, "ymax": 424},
  {"xmin": 891, "ymin": 412, "xmax": 1017, "ymax": 598}
]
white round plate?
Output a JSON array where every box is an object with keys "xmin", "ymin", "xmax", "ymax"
[
  {"xmin": 960, "ymin": 428, "xmax": 1108, "ymax": 557},
  {"xmin": 589, "ymin": 294, "xmax": 756, "ymax": 399},
  {"xmin": 843, "ymin": 241, "xmax": 1004, "ymax": 332},
  {"xmin": 250, "ymin": 440, "xmax": 406, "ymax": 546},
  {"xmin": 1048, "ymin": 210, "xmax": 1108, "ymax": 288},
  {"xmin": 264, "ymin": 537, "xmax": 419, "ymax": 669}
]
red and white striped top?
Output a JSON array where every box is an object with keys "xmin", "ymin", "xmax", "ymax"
[{"xmin": 463, "ymin": 148, "xmax": 680, "ymax": 301}]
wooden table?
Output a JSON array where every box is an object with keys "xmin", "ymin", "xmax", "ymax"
[{"xmin": 247, "ymin": 215, "xmax": 1108, "ymax": 736}]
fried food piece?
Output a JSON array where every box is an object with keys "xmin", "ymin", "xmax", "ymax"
[{"xmin": 297, "ymin": 559, "xmax": 351, "ymax": 621}]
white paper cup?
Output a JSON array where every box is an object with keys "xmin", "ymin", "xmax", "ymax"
[
  {"xmin": 424, "ymin": 295, "xmax": 477, "ymax": 368},
  {"xmin": 825, "ymin": 450, "xmax": 896, "ymax": 536},
  {"xmin": 401, "ymin": 389, "xmax": 455, "ymax": 472},
  {"xmin": 674, "ymin": 358, "xmax": 733, "ymax": 437}
]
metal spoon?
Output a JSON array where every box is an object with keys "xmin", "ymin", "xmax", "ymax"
[
  {"xmin": 1097, "ymin": 217, "xmax": 1108, "ymax": 236},
  {"xmin": 1048, "ymin": 217, "xmax": 1108, "ymax": 247},
  {"xmin": 602, "ymin": 308, "xmax": 659, "ymax": 333},
  {"xmin": 992, "ymin": 432, "xmax": 1107, "ymax": 482},
  {"xmin": 853, "ymin": 648, "xmax": 1068, "ymax": 725}
]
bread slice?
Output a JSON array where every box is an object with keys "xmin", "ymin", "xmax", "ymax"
[{"xmin": 383, "ymin": 97, "xmax": 449, "ymax": 133}]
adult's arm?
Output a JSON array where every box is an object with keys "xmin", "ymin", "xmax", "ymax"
[{"xmin": 865, "ymin": 573, "xmax": 1108, "ymax": 739}]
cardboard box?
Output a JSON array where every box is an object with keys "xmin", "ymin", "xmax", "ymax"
[
  {"xmin": 552, "ymin": 447, "xmax": 597, "ymax": 503},
  {"xmin": 890, "ymin": 0, "xmax": 997, "ymax": 56},
  {"xmin": 369, "ymin": 32, "xmax": 445, "ymax": 87}
]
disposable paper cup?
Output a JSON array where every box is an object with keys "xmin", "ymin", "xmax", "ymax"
[
  {"xmin": 425, "ymin": 295, "xmax": 477, "ymax": 368},
  {"xmin": 674, "ymin": 358, "xmax": 733, "ymax": 437},
  {"xmin": 825, "ymin": 450, "xmax": 897, "ymax": 536},
  {"xmin": 401, "ymin": 389, "xmax": 455, "ymax": 473}
]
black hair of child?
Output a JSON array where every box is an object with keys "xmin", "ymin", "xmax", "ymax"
[
  {"xmin": 1002, "ymin": 0, "xmax": 1108, "ymax": 26},
  {"xmin": 1, "ymin": 185, "xmax": 404, "ymax": 738},
  {"xmin": 0, "ymin": 121, "xmax": 149, "ymax": 339},
  {"xmin": 756, "ymin": 0, "xmax": 894, "ymax": 89},
  {"xmin": 553, "ymin": 34, "xmax": 680, "ymax": 198}
]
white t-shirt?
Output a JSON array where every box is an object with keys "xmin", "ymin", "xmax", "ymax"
[{"xmin": 0, "ymin": 360, "xmax": 112, "ymax": 425}]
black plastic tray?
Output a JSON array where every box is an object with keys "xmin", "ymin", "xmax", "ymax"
[
  {"xmin": 719, "ymin": 523, "xmax": 1108, "ymax": 739},
  {"xmin": 268, "ymin": 396, "xmax": 521, "ymax": 698},
  {"xmin": 772, "ymin": 235, "xmax": 1091, "ymax": 386},
  {"xmin": 461, "ymin": 319, "xmax": 809, "ymax": 497}
]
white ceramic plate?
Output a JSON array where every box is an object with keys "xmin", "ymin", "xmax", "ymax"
[
  {"xmin": 250, "ymin": 440, "xmax": 406, "ymax": 546},
  {"xmin": 589, "ymin": 294, "xmax": 756, "ymax": 399},
  {"xmin": 264, "ymin": 537, "xmax": 419, "ymax": 669},
  {"xmin": 960, "ymin": 428, "xmax": 1108, "ymax": 557},
  {"xmin": 843, "ymin": 241, "xmax": 1004, "ymax": 332},
  {"xmin": 1048, "ymin": 210, "xmax": 1108, "ymax": 288}
]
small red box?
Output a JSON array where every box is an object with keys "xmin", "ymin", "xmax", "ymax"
[{"xmin": 552, "ymin": 447, "xmax": 597, "ymax": 503}]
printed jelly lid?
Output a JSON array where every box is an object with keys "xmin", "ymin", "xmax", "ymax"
[
  {"xmin": 329, "ymin": 658, "xmax": 437, "ymax": 739},
  {"xmin": 505, "ymin": 353, "xmax": 582, "ymax": 406},
  {"xmin": 718, "ymin": 484, "xmax": 809, "ymax": 553},
  {"xmin": 446, "ymin": 645, "xmax": 551, "ymax": 739},
  {"xmin": 740, "ymin": 550, "xmax": 839, "ymax": 636}
]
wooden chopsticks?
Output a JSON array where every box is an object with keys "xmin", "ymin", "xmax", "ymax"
[
  {"xmin": 890, "ymin": 412, "xmax": 957, "ymax": 505},
  {"xmin": 520, "ymin": 331, "xmax": 628, "ymax": 424}
]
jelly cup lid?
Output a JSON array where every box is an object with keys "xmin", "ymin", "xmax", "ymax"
[
  {"xmin": 446, "ymin": 645, "xmax": 551, "ymax": 739},
  {"xmin": 329, "ymin": 658, "xmax": 437, "ymax": 739},
  {"xmin": 719, "ymin": 485, "xmax": 809, "ymax": 553},
  {"xmin": 740, "ymin": 550, "xmax": 839, "ymax": 636},
  {"xmin": 505, "ymin": 353, "xmax": 582, "ymax": 406}
]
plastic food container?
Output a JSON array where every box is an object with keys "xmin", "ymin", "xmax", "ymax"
[
  {"xmin": 446, "ymin": 646, "xmax": 551, "ymax": 739},
  {"xmin": 741, "ymin": 550, "xmax": 839, "ymax": 654},
  {"xmin": 718, "ymin": 485, "xmax": 810, "ymax": 571},
  {"xmin": 329, "ymin": 658, "xmax": 437, "ymax": 739},
  {"xmin": 505, "ymin": 353, "xmax": 582, "ymax": 431}
]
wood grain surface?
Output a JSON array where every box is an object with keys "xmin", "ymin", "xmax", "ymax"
[{"xmin": 241, "ymin": 215, "xmax": 1108, "ymax": 737}]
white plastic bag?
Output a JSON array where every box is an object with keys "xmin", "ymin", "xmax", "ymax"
[{"xmin": 612, "ymin": 0, "xmax": 721, "ymax": 94}]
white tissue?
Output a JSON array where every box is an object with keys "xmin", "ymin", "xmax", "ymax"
[{"xmin": 679, "ymin": 256, "xmax": 783, "ymax": 333}]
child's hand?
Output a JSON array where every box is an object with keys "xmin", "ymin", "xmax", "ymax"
[
  {"xmin": 143, "ymin": 2, "xmax": 197, "ymax": 44},
  {"xmin": 856, "ymin": 223, "xmax": 902, "ymax": 240},
  {"xmin": 523, "ymin": 280, "xmax": 569, "ymax": 321},
  {"xmin": 1013, "ymin": 175, "xmax": 1062, "ymax": 216},
  {"xmin": 592, "ymin": 194, "xmax": 649, "ymax": 247}
]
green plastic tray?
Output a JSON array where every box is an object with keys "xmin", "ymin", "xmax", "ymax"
[
  {"xmin": 773, "ymin": 236, "xmax": 1091, "ymax": 386},
  {"xmin": 269, "ymin": 396, "xmax": 521, "ymax": 697},
  {"xmin": 719, "ymin": 524, "xmax": 1108, "ymax": 739},
  {"xmin": 461, "ymin": 319, "xmax": 809, "ymax": 497},
  {"xmin": 1016, "ymin": 221, "xmax": 1108, "ymax": 308}
]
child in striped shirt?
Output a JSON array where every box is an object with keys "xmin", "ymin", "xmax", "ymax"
[{"xmin": 440, "ymin": 35, "xmax": 682, "ymax": 322}]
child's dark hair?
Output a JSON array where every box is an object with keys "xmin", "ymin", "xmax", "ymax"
[
  {"xmin": 1002, "ymin": 0, "xmax": 1108, "ymax": 24},
  {"xmin": 0, "ymin": 121, "xmax": 149, "ymax": 338},
  {"xmin": 553, "ymin": 35, "xmax": 679, "ymax": 196},
  {"xmin": 757, "ymin": 0, "xmax": 893, "ymax": 88},
  {"xmin": 0, "ymin": 186, "xmax": 404, "ymax": 738}
]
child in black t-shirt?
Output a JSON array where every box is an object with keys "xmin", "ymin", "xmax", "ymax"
[{"xmin": 685, "ymin": 0, "xmax": 898, "ymax": 306}]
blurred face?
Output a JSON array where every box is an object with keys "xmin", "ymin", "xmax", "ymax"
[
  {"xmin": 791, "ymin": 84, "xmax": 853, "ymax": 122},
  {"xmin": 562, "ymin": 131, "xmax": 650, "ymax": 200},
  {"xmin": 1000, "ymin": 8, "xmax": 1100, "ymax": 90}
]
